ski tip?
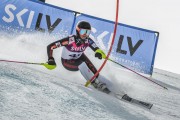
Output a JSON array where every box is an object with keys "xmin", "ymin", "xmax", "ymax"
[
  {"xmin": 121, "ymin": 94, "xmax": 153, "ymax": 110},
  {"xmin": 149, "ymin": 104, "xmax": 153, "ymax": 109},
  {"xmin": 164, "ymin": 87, "xmax": 168, "ymax": 90}
]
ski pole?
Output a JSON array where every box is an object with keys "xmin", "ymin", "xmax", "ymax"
[
  {"xmin": 0, "ymin": 59, "xmax": 56, "ymax": 70},
  {"xmin": 85, "ymin": 0, "xmax": 120, "ymax": 87},
  {"xmin": 108, "ymin": 58, "xmax": 168, "ymax": 90}
]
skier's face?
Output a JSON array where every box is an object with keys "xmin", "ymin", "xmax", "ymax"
[{"xmin": 77, "ymin": 28, "xmax": 91, "ymax": 39}]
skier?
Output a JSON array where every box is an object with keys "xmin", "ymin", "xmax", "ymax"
[{"xmin": 47, "ymin": 21, "xmax": 112, "ymax": 94}]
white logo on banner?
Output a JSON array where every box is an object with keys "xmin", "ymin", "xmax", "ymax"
[
  {"xmin": 90, "ymin": 27, "xmax": 113, "ymax": 51},
  {"xmin": 2, "ymin": 4, "xmax": 35, "ymax": 28}
]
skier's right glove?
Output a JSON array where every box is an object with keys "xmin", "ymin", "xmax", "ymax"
[
  {"xmin": 95, "ymin": 49, "xmax": 107, "ymax": 59},
  {"xmin": 47, "ymin": 57, "xmax": 56, "ymax": 65}
]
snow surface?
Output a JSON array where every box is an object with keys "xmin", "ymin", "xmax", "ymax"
[{"xmin": 0, "ymin": 33, "xmax": 180, "ymax": 120}]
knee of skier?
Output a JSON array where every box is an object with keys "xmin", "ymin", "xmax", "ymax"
[{"xmin": 78, "ymin": 62, "xmax": 98, "ymax": 81}]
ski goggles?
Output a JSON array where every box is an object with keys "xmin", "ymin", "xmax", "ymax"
[{"xmin": 79, "ymin": 29, "xmax": 91, "ymax": 36}]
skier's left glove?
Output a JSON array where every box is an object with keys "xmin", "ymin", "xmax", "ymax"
[
  {"xmin": 47, "ymin": 57, "xmax": 56, "ymax": 65},
  {"xmin": 95, "ymin": 49, "xmax": 106, "ymax": 59}
]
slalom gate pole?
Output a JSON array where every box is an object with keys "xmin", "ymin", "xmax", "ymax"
[
  {"xmin": 108, "ymin": 58, "xmax": 168, "ymax": 90},
  {"xmin": 85, "ymin": 0, "xmax": 119, "ymax": 87},
  {"xmin": 0, "ymin": 59, "xmax": 56, "ymax": 70}
]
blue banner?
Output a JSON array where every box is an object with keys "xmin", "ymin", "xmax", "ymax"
[
  {"xmin": 0, "ymin": 0, "xmax": 159, "ymax": 75},
  {"xmin": 0, "ymin": 0, "xmax": 75, "ymax": 36},
  {"xmin": 74, "ymin": 14, "xmax": 159, "ymax": 74}
]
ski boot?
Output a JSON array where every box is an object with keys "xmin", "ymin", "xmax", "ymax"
[{"xmin": 91, "ymin": 79, "xmax": 111, "ymax": 94}]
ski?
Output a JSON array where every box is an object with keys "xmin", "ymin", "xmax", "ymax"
[
  {"xmin": 80, "ymin": 81, "xmax": 153, "ymax": 109},
  {"xmin": 93, "ymin": 84, "xmax": 153, "ymax": 109},
  {"xmin": 114, "ymin": 94, "xmax": 153, "ymax": 109}
]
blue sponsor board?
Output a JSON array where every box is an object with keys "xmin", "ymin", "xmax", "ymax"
[
  {"xmin": 0, "ymin": 0, "xmax": 75, "ymax": 36},
  {"xmin": 0, "ymin": 0, "xmax": 159, "ymax": 74}
]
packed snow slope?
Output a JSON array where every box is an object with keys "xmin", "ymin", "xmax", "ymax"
[{"xmin": 0, "ymin": 33, "xmax": 180, "ymax": 120}]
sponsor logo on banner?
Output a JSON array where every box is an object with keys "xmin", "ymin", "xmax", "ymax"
[
  {"xmin": 2, "ymin": 4, "xmax": 62, "ymax": 33},
  {"xmin": 90, "ymin": 29, "xmax": 144, "ymax": 57},
  {"xmin": 116, "ymin": 35, "xmax": 143, "ymax": 56}
]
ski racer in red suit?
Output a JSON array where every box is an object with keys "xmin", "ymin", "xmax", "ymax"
[{"xmin": 47, "ymin": 21, "xmax": 111, "ymax": 94}]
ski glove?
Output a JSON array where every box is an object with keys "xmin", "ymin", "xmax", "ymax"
[
  {"xmin": 95, "ymin": 49, "xmax": 107, "ymax": 59},
  {"xmin": 47, "ymin": 57, "xmax": 56, "ymax": 65}
]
